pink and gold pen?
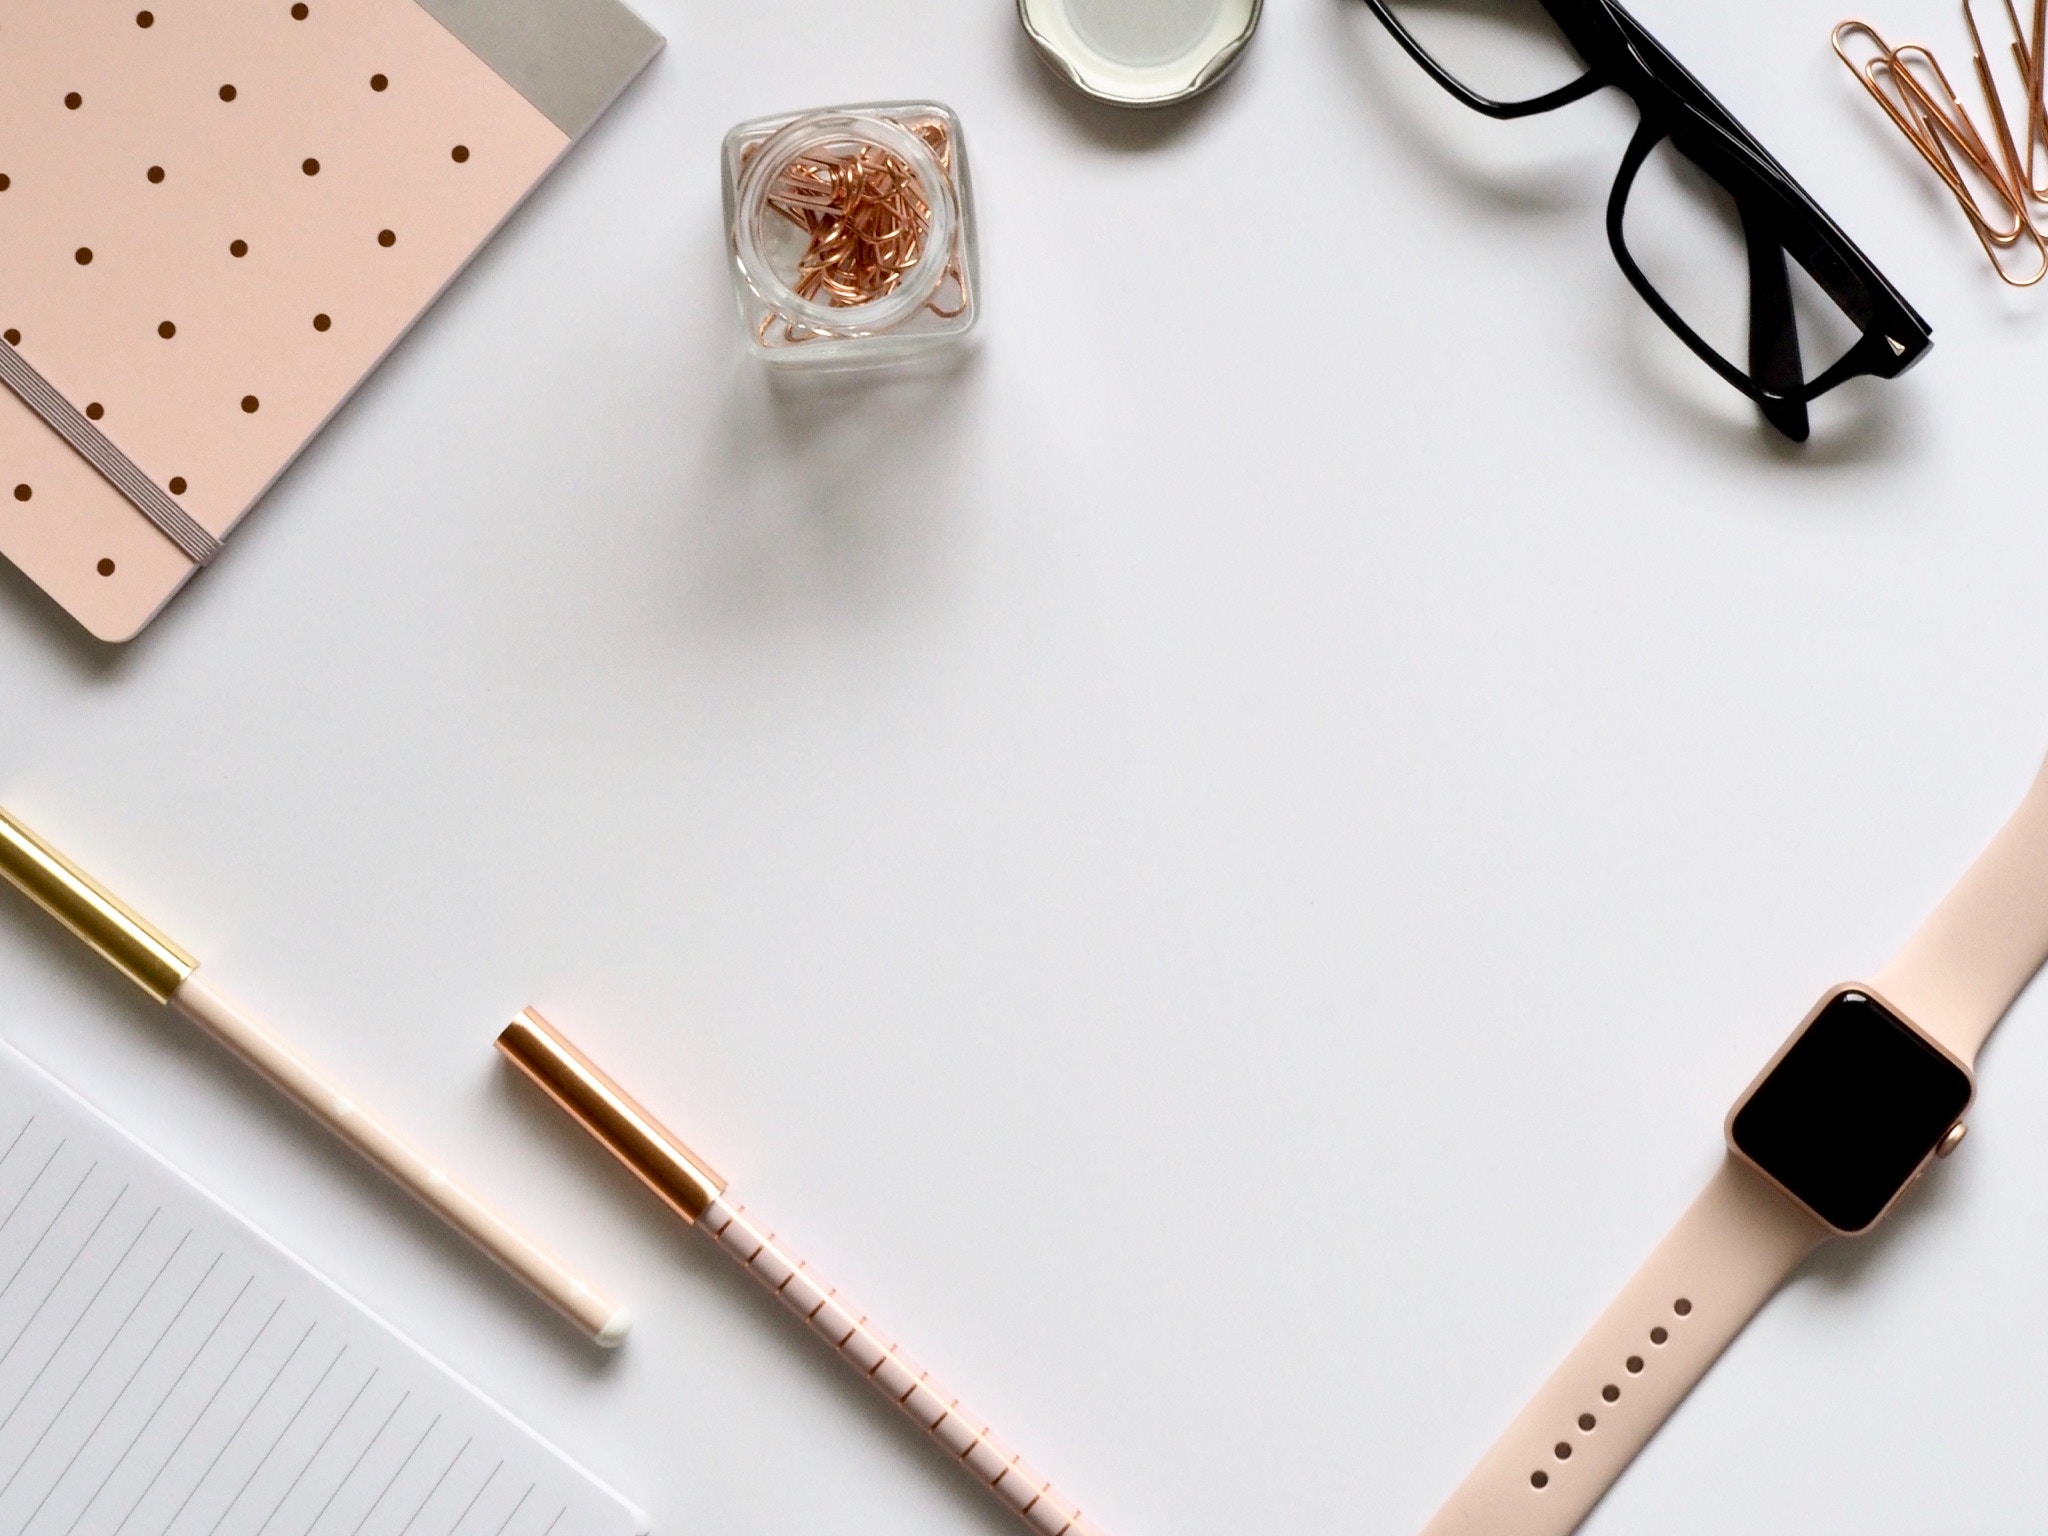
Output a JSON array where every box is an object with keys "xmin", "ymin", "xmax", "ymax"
[
  {"xmin": 0, "ymin": 808, "xmax": 630, "ymax": 1345},
  {"xmin": 497, "ymin": 1008, "xmax": 1110, "ymax": 1536}
]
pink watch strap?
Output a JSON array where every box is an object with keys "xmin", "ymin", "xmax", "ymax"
[
  {"xmin": 1424, "ymin": 747, "xmax": 2048, "ymax": 1536},
  {"xmin": 1874, "ymin": 751, "xmax": 2048, "ymax": 1066},
  {"xmin": 1420, "ymin": 1157, "xmax": 1824, "ymax": 1536}
]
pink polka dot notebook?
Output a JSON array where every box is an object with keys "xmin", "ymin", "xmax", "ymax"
[{"xmin": 0, "ymin": 0, "xmax": 660, "ymax": 640}]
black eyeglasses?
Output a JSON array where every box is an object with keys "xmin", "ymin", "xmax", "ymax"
[{"xmin": 1357, "ymin": 0, "xmax": 1933, "ymax": 440}]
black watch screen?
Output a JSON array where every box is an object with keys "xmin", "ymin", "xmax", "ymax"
[{"xmin": 1729, "ymin": 989, "xmax": 1971, "ymax": 1232}]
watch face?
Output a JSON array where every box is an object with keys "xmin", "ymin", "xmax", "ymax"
[{"xmin": 1729, "ymin": 990, "xmax": 1971, "ymax": 1233}]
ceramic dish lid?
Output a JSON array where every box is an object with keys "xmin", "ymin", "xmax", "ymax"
[{"xmin": 1019, "ymin": 0, "xmax": 1261, "ymax": 106}]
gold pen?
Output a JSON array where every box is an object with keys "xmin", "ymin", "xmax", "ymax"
[{"xmin": 0, "ymin": 808, "xmax": 630, "ymax": 1346}]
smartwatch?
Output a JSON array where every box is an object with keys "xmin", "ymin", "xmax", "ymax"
[{"xmin": 1420, "ymin": 750, "xmax": 2048, "ymax": 1536}]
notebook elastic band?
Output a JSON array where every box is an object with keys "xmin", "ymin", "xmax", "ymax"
[{"xmin": 0, "ymin": 343, "xmax": 224, "ymax": 567}]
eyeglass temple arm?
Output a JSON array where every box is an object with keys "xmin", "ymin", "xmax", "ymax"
[
  {"xmin": 1742, "ymin": 211, "xmax": 1811, "ymax": 440},
  {"xmin": 1739, "ymin": 185, "xmax": 1923, "ymax": 397},
  {"xmin": 1354, "ymin": 0, "xmax": 1606, "ymax": 118}
]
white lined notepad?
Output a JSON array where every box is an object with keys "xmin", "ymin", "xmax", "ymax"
[{"xmin": 0, "ymin": 1040, "xmax": 646, "ymax": 1536}]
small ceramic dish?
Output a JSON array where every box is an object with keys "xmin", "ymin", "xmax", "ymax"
[{"xmin": 1019, "ymin": 0, "xmax": 1262, "ymax": 107}]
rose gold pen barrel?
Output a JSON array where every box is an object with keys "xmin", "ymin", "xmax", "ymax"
[
  {"xmin": 497, "ymin": 1009, "xmax": 1110, "ymax": 1536},
  {"xmin": 0, "ymin": 808, "xmax": 630, "ymax": 1346}
]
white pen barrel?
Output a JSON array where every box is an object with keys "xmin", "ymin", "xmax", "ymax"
[
  {"xmin": 699, "ymin": 1193, "xmax": 1106, "ymax": 1536},
  {"xmin": 173, "ymin": 969, "xmax": 628, "ymax": 1344}
]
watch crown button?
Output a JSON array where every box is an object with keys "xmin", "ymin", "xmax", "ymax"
[{"xmin": 1936, "ymin": 1123, "xmax": 1969, "ymax": 1159}]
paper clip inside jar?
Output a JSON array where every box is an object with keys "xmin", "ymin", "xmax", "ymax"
[{"xmin": 726, "ymin": 105, "xmax": 978, "ymax": 367}]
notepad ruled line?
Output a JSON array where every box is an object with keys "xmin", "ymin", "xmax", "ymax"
[{"xmin": 4, "ymin": 1230, "xmax": 192, "ymax": 1527}]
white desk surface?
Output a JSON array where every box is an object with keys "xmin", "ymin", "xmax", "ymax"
[{"xmin": 5, "ymin": 1, "xmax": 2048, "ymax": 1532}]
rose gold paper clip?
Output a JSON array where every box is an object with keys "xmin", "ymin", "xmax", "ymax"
[
  {"xmin": 497, "ymin": 1009, "xmax": 1110, "ymax": 1536},
  {"xmin": 1835, "ymin": 4, "xmax": 2048, "ymax": 283}
]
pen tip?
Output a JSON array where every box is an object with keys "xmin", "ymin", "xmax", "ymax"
[{"xmin": 595, "ymin": 1304, "xmax": 633, "ymax": 1348}]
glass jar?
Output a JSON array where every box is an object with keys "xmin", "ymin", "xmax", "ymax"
[{"xmin": 721, "ymin": 101, "xmax": 979, "ymax": 369}]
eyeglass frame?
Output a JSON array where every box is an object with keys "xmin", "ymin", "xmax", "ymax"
[{"xmin": 1355, "ymin": 0, "xmax": 1933, "ymax": 440}]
